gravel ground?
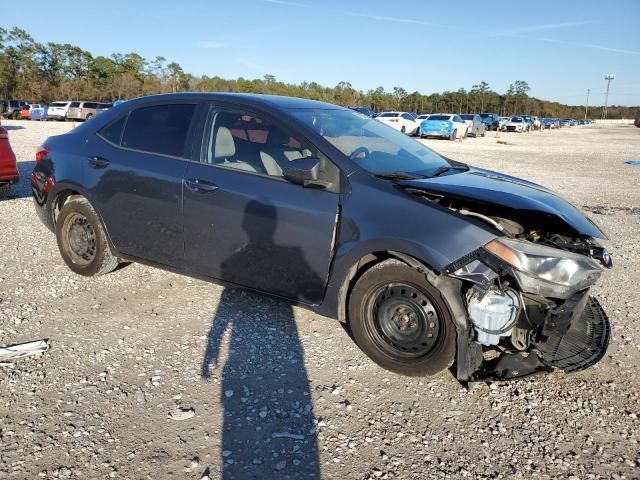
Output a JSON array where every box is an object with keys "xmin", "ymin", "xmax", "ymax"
[{"xmin": 0, "ymin": 119, "xmax": 639, "ymax": 479}]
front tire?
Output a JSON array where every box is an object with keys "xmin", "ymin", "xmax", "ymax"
[
  {"xmin": 56, "ymin": 198, "xmax": 119, "ymax": 276},
  {"xmin": 348, "ymin": 260, "xmax": 456, "ymax": 376},
  {"xmin": 450, "ymin": 129, "xmax": 457, "ymax": 141}
]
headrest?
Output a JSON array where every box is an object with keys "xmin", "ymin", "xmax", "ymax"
[
  {"xmin": 215, "ymin": 127, "xmax": 235, "ymax": 159},
  {"xmin": 267, "ymin": 127, "xmax": 290, "ymax": 146}
]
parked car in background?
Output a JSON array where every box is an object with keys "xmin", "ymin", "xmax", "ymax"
[
  {"xmin": 1, "ymin": 100, "xmax": 27, "ymax": 119},
  {"xmin": 498, "ymin": 116, "xmax": 510, "ymax": 130},
  {"xmin": 479, "ymin": 113, "xmax": 500, "ymax": 131},
  {"xmin": 376, "ymin": 111, "xmax": 418, "ymax": 135},
  {"xmin": 560, "ymin": 118, "xmax": 572, "ymax": 127},
  {"xmin": 0, "ymin": 126, "xmax": 18, "ymax": 197},
  {"xmin": 30, "ymin": 92, "xmax": 613, "ymax": 382},
  {"xmin": 21, "ymin": 104, "xmax": 45, "ymax": 120},
  {"xmin": 20, "ymin": 105, "xmax": 31, "ymax": 120},
  {"xmin": 504, "ymin": 116, "xmax": 529, "ymax": 132},
  {"xmin": 66, "ymin": 101, "xmax": 100, "ymax": 121},
  {"xmin": 94, "ymin": 103, "xmax": 113, "ymax": 117},
  {"xmin": 460, "ymin": 114, "xmax": 486, "ymax": 137},
  {"xmin": 543, "ymin": 118, "xmax": 559, "ymax": 129},
  {"xmin": 47, "ymin": 101, "xmax": 72, "ymax": 121},
  {"xmin": 30, "ymin": 105, "xmax": 48, "ymax": 121},
  {"xmin": 348, "ymin": 106, "xmax": 375, "ymax": 118},
  {"xmin": 419, "ymin": 114, "xmax": 467, "ymax": 140},
  {"xmin": 634, "ymin": 113, "xmax": 640, "ymax": 128}
]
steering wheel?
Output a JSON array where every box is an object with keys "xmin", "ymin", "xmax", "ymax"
[{"xmin": 349, "ymin": 147, "xmax": 370, "ymax": 161}]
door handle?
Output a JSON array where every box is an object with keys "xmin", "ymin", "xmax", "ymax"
[
  {"xmin": 88, "ymin": 156, "xmax": 110, "ymax": 168},
  {"xmin": 184, "ymin": 178, "xmax": 219, "ymax": 193}
]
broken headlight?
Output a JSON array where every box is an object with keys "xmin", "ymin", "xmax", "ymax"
[{"xmin": 484, "ymin": 237, "xmax": 603, "ymax": 298}]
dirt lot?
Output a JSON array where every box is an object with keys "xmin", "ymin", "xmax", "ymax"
[{"xmin": 1, "ymin": 120, "xmax": 639, "ymax": 479}]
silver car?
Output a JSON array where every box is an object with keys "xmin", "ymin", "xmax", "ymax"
[{"xmin": 66, "ymin": 101, "xmax": 100, "ymax": 121}]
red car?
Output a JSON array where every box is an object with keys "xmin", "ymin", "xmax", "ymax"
[
  {"xmin": 0, "ymin": 126, "xmax": 19, "ymax": 197},
  {"xmin": 20, "ymin": 105, "xmax": 31, "ymax": 120}
]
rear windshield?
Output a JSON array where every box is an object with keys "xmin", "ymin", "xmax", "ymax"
[
  {"xmin": 50, "ymin": 102, "xmax": 70, "ymax": 107},
  {"xmin": 510, "ymin": 117, "xmax": 523, "ymax": 122},
  {"xmin": 480, "ymin": 113, "xmax": 492, "ymax": 118},
  {"xmin": 427, "ymin": 115, "xmax": 451, "ymax": 121},
  {"xmin": 378, "ymin": 113, "xmax": 399, "ymax": 117},
  {"xmin": 460, "ymin": 115, "xmax": 474, "ymax": 120}
]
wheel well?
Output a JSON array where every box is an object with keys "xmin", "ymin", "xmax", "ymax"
[
  {"xmin": 337, "ymin": 251, "xmax": 437, "ymax": 324},
  {"xmin": 52, "ymin": 190, "xmax": 83, "ymax": 225}
]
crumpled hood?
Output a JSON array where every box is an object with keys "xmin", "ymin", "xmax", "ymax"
[{"xmin": 401, "ymin": 167, "xmax": 606, "ymax": 239}]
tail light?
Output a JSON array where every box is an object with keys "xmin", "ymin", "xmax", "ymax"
[
  {"xmin": 0, "ymin": 127, "xmax": 8, "ymax": 139},
  {"xmin": 36, "ymin": 144, "xmax": 50, "ymax": 163}
]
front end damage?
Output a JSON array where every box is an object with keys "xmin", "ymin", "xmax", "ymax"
[
  {"xmin": 439, "ymin": 206, "xmax": 615, "ymax": 381},
  {"xmin": 447, "ymin": 244, "xmax": 611, "ymax": 382},
  {"xmin": 398, "ymin": 168, "xmax": 613, "ymax": 381}
]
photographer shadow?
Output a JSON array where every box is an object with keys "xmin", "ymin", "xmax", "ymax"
[{"xmin": 201, "ymin": 200, "xmax": 321, "ymax": 479}]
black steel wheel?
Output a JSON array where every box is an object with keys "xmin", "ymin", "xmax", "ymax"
[
  {"xmin": 56, "ymin": 197, "xmax": 119, "ymax": 276},
  {"xmin": 348, "ymin": 259, "xmax": 456, "ymax": 376}
]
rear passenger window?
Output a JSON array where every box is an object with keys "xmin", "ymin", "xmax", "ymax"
[
  {"xmin": 84, "ymin": 102, "xmax": 97, "ymax": 109},
  {"xmin": 98, "ymin": 116, "xmax": 126, "ymax": 145},
  {"xmin": 121, "ymin": 104, "xmax": 196, "ymax": 157}
]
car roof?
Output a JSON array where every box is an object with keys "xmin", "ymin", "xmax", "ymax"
[{"xmin": 124, "ymin": 92, "xmax": 345, "ymax": 112}]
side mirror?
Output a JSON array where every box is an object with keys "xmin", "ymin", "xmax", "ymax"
[{"xmin": 283, "ymin": 157, "xmax": 320, "ymax": 186}]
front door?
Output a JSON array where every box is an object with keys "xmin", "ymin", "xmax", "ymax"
[{"xmin": 182, "ymin": 106, "xmax": 340, "ymax": 304}]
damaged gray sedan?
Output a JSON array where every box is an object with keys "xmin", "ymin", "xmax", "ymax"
[{"xmin": 32, "ymin": 93, "xmax": 612, "ymax": 382}]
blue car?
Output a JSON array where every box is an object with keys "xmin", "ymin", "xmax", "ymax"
[
  {"xmin": 30, "ymin": 105, "xmax": 48, "ymax": 121},
  {"xmin": 419, "ymin": 114, "xmax": 465, "ymax": 140},
  {"xmin": 31, "ymin": 93, "xmax": 612, "ymax": 383}
]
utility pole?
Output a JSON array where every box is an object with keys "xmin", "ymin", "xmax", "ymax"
[
  {"xmin": 602, "ymin": 74, "xmax": 614, "ymax": 119},
  {"xmin": 584, "ymin": 89, "xmax": 590, "ymax": 120}
]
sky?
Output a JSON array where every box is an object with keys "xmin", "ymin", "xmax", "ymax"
[{"xmin": 3, "ymin": 0, "xmax": 640, "ymax": 106}]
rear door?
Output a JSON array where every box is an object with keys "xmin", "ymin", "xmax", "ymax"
[
  {"xmin": 86, "ymin": 102, "xmax": 198, "ymax": 267},
  {"xmin": 182, "ymin": 104, "xmax": 340, "ymax": 304}
]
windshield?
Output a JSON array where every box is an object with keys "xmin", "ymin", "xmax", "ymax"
[
  {"xmin": 427, "ymin": 115, "xmax": 451, "ymax": 121},
  {"xmin": 291, "ymin": 109, "xmax": 449, "ymax": 175},
  {"xmin": 460, "ymin": 114, "xmax": 474, "ymax": 120},
  {"xmin": 480, "ymin": 113, "xmax": 492, "ymax": 118},
  {"xmin": 510, "ymin": 117, "xmax": 523, "ymax": 122}
]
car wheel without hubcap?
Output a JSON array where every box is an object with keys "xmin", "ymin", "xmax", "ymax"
[
  {"xmin": 348, "ymin": 259, "xmax": 456, "ymax": 376},
  {"xmin": 56, "ymin": 197, "xmax": 119, "ymax": 276},
  {"xmin": 401, "ymin": 125, "xmax": 406, "ymax": 134}
]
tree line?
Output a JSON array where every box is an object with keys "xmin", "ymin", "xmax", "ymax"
[{"xmin": 1, "ymin": 26, "xmax": 637, "ymax": 119}]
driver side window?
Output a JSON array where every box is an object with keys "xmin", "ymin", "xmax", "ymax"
[{"xmin": 202, "ymin": 108, "xmax": 314, "ymax": 178}]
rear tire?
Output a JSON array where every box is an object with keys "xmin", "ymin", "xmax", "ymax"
[
  {"xmin": 12, "ymin": 111, "xmax": 20, "ymax": 120},
  {"xmin": 85, "ymin": 113, "xmax": 93, "ymax": 121},
  {"xmin": 348, "ymin": 259, "xmax": 456, "ymax": 376},
  {"xmin": 401, "ymin": 125, "xmax": 406, "ymax": 134},
  {"xmin": 56, "ymin": 197, "xmax": 119, "ymax": 276}
]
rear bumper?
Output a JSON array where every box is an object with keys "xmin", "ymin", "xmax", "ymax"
[{"xmin": 420, "ymin": 130, "xmax": 450, "ymax": 138}]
